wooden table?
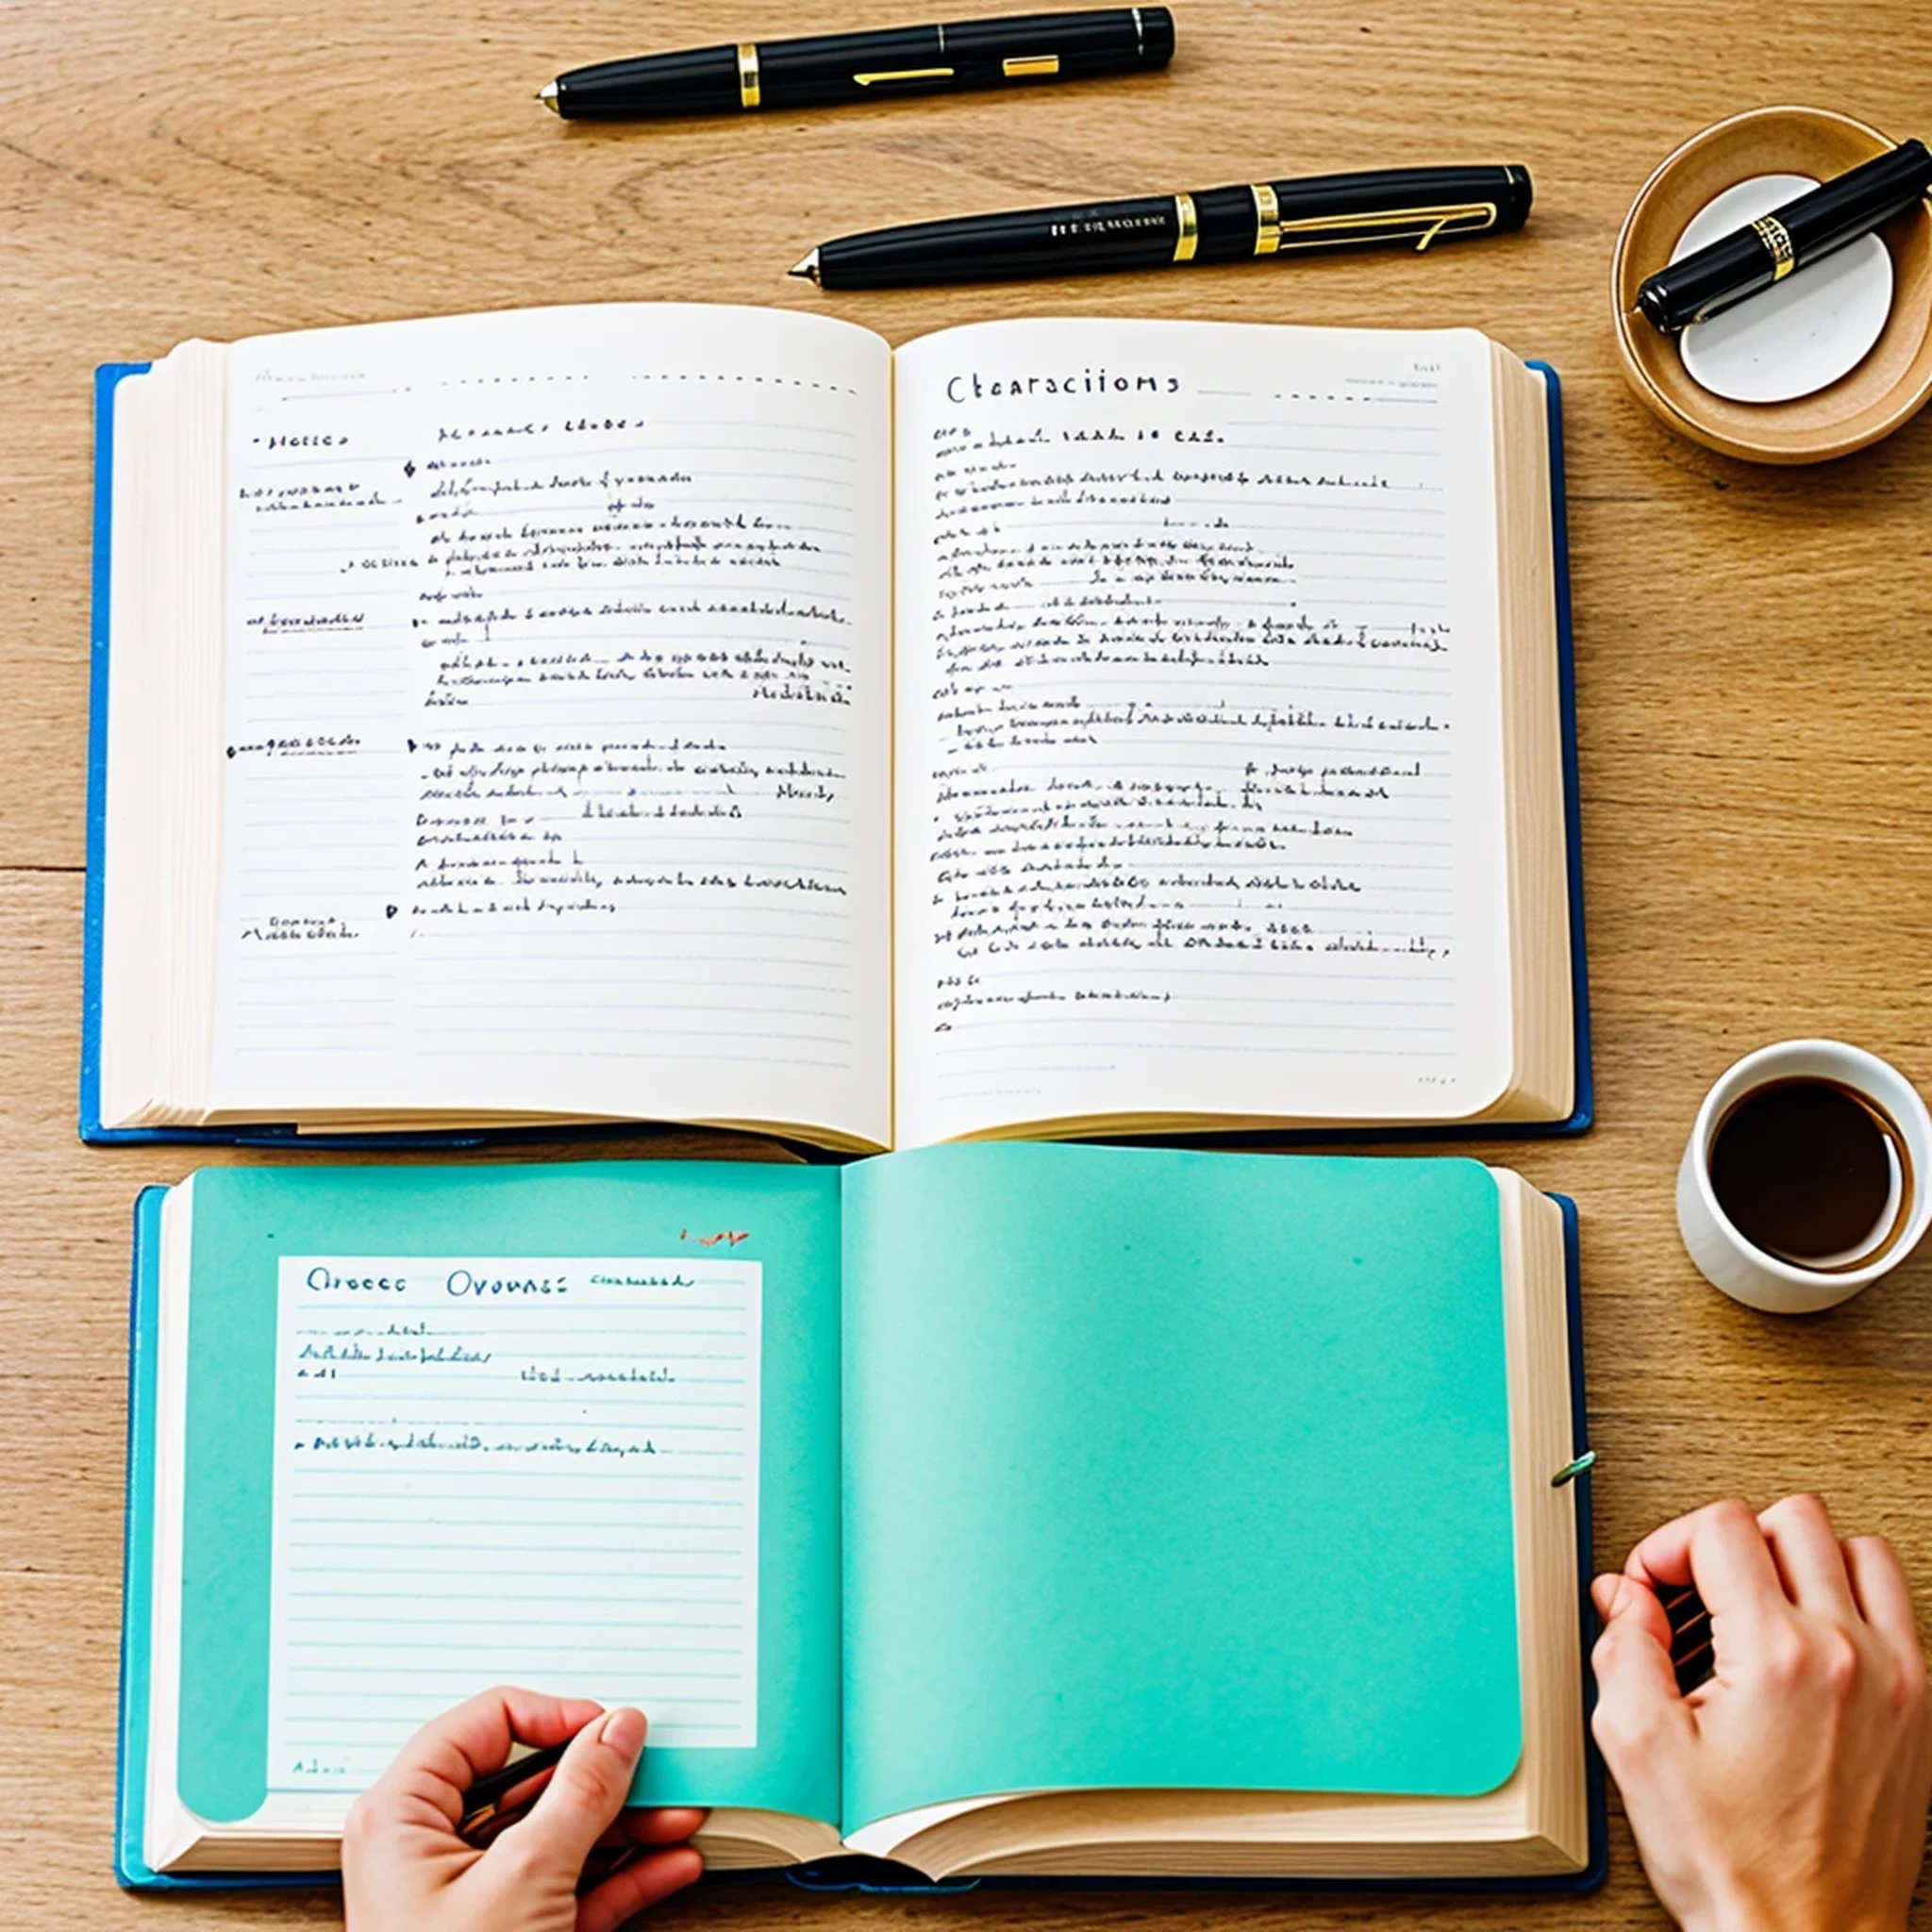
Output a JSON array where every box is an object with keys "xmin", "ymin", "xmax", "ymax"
[{"xmin": 6, "ymin": 0, "xmax": 1932, "ymax": 1924}]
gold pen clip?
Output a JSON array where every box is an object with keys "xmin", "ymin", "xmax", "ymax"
[
  {"xmin": 852, "ymin": 65, "xmax": 955, "ymax": 85},
  {"xmin": 1264, "ymin": 201, "xmax": 1498, "ymax": 254}
]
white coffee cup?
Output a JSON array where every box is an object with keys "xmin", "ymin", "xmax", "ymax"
[{"xmin": 1676, "ymin": 1039, "xmax": 1932, "ymax": 1314}]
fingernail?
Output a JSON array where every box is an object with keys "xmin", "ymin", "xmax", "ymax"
[
  {"xmin": 602, "ymin": 1706, "xmax": 646, "ymax": 1759},
  {"xmin": 1592, "ymin": 1574, "xmax": 1632, "ymax": 1618}
]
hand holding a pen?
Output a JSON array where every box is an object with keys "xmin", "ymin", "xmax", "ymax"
[
  {"xmin": 341, "ymin": 1689, "xmax": 705, "ymax": 1932},
  {"xmin": 1591, "ymin": 1496, "xmax": 1931, "ymax": 1932}
]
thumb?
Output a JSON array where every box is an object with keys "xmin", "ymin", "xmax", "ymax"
[
  {"xmin": 1591, "ymin": 1574, "xmax": 1690, "ymax": 1773},
  {"xmin": 498, "ymin": 1707, "xmax": 646, "ymax": 1877}
]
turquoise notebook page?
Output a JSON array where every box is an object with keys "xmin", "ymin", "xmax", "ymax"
[
  {"xmin": 175, "ymin": 1160, "xmax": 841, "ymax": 1826},
  {"xmin": 840, "ymin": 1144, "xmax": 1521, "ymax": 1831}
]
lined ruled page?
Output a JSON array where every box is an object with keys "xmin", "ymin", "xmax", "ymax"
[
  {"xmin": 891, "ymin": 321, "xmax": 1512, "ymax": 1144},
  {"xmin": 207, "ymin": 306, "xmax": 891, "ymax": 1143},
  {"xmin": 263, "ymin": 1254, "xmax": 760, "ymax": 1792}
]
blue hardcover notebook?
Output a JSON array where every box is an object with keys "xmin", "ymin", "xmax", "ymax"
[
  {"xmin": 117, "ymin": 1143, "xmax": 1603, "ymax": 1892},
  {"xmin": 82, "ymin": 318, "xmax": 1590, "ymax": 1152}
]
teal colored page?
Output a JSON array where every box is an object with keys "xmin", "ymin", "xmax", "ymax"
[
  {"xmin": 840, "ymin": 1144, "xmax": 1520, "ymax": 1832},
  {"xmin": 176, "ymin": 1159, "xmax": 841, "ymax": 1827}
]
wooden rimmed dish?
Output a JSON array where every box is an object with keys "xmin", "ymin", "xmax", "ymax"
[{"xmin": 1612, "ymin": 106, "xmax": 1932, "ymax": 463}]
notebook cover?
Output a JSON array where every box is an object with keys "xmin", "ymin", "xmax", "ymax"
[
  {"xmin": 82, "ymin": 358, "xmax": 1589, "ymax": 1150},
  {"xmin": 1535, "ymin": 367, "xmax": 1595, "ymax": 1140},
  {"xmin": 113, "ymin": 1178, "xmax": 1600, "ymax": 1892}
]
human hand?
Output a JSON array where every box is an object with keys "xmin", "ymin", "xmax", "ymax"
[
  {"xmin": 1591, "ymin": 1494, "xmax": 1932, "ymax": 1932},
  {"xmin": 341, "ymin": 1688, "xmax": 706, "ymax": 1932}
]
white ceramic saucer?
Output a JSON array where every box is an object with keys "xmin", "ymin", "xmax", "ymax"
[{"xmin": 1674, "ymin": 173, "xmax": 1893, "ymax": 404}]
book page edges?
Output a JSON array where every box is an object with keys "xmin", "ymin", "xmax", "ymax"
[
  {"xmin": 1489, "ymin": 346, "xmax": 1574, "ymax": 1124},
  {"xmin": 152, "ymin": 1807, "xmax": 842, "ymax": 1876},
  {"xmin": 98, "ymin": 344, "xmax": 228, "ymax": 1133},
  {"xmin": 275, "ymin": 1110, "xmax": 879, "ymax": 1154}
]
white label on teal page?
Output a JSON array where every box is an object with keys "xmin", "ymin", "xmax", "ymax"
[{"xmin": 263, "ymin": 1253, "xmax": 761, "ymax": 1790}]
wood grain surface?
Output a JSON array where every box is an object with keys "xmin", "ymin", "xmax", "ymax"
[{"xmin": 5, "ymin": 1, "xmax": 1932, "ymax": 1924}]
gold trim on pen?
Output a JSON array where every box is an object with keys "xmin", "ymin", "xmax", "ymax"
[
  {"xmin": 1003, "ymin": 53, "xmax": 1060, "ymax": 75},
  {"xmin": 853, "ymin": 65, "xmax": 955, "ymax": 84},
  {"xmin": 1252, "ymin": 182, "xmax": 1281, "ymax": 255},
  {"xmin": 737, "ymin": 42, "xmax": 761, "ymax": 108},
  {"xmin": 1752, "ymin": 213, "xmax": 1796, "ymax": 280},
  {"xmin": 1173, "ymin": 192, "xmax": 1199, "ymax": 263}
]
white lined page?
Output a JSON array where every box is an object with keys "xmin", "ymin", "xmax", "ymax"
[
  {"xmin": 208, "ymin": 306, "xmax": 891, "ymax": 1143},
  {"xmin": 264, "ymin": 1254, "xmax": 761, "ymax": 1791},
  {"xmin": 891, "ymin": 321, "xmax": 1512, "ymax": 1144}
]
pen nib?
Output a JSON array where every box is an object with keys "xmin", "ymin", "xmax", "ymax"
[
  {"xmin": 789, "ymin": 248, "xmax": 822, "ymax": 285},
  {"xmin": 537, "ymin": 80, "xmax": 559, "ymax": 113}
]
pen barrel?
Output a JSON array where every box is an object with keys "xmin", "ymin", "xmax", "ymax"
[
  {"xmin": 1775, "ymin": 138, "xmax": 1931, "ymax": 255},
  {"xmin": 771, "ymin": 8, "xmax": 1170, "ymax": 102},
  {"xmin": 1635, "ymin": 229, "xmax": 1788, "ymax": 334},
  {"xmin": 1636, "ymin": 139, "xmax": 1932, "ymax": 332},
  {"xmin": 552, "ymin": 8, "xmax": 1172, "ymax": 118},
  {"xmin": 923, "ymin": 5, "xmax": 1174, "ymax": 84},
  {"xmin": 812, "ymin": 165, "xmax": 1531, "ymax": 288},
  {"xmin": 817, "ymin": 196, "xmax": 1178, "ymax": 286}
]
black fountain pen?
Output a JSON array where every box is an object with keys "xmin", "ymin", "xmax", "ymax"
[
  {"xmin": 791, "ymin": 163, "xmax": 1532, "ymax": 289},
  {"xmin": 1634, "ymin": 138, "xmax": 1932, "ymax": 334},
  {"xmin": 540, "ymin": 7, "xmax": 1173, "ymax": 119}
]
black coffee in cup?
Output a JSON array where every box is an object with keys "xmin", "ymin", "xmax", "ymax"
[{"xmin": 1707, "ymin": 1076, "xmax": 1906, "ymax": 1268}]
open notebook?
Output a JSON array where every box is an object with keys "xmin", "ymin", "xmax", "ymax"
[
  {"xmin": 118, "ymin": 1145, "xmax": 1601, "ymax": 1890},
  {"xmin": 86, "ymin": 306, "xmax": 1587, "ymax": 1150}
]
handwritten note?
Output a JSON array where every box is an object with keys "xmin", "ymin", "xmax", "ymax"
[
  {"xmin": 891, "ymin": 321, "xmax": 1514, "ymax": 1142},
  {"xmin": 208, "ymin": 306, "xmax": 891, "ymax": 1142},
  {"xmin": 263, "ymin": 1252, "xmax": 761, "ymax": 1790}
]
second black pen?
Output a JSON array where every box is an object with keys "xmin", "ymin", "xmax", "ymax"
[{"xmin": 791, "ymin": 164, "xmax": 1533, "ymax": 288}]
